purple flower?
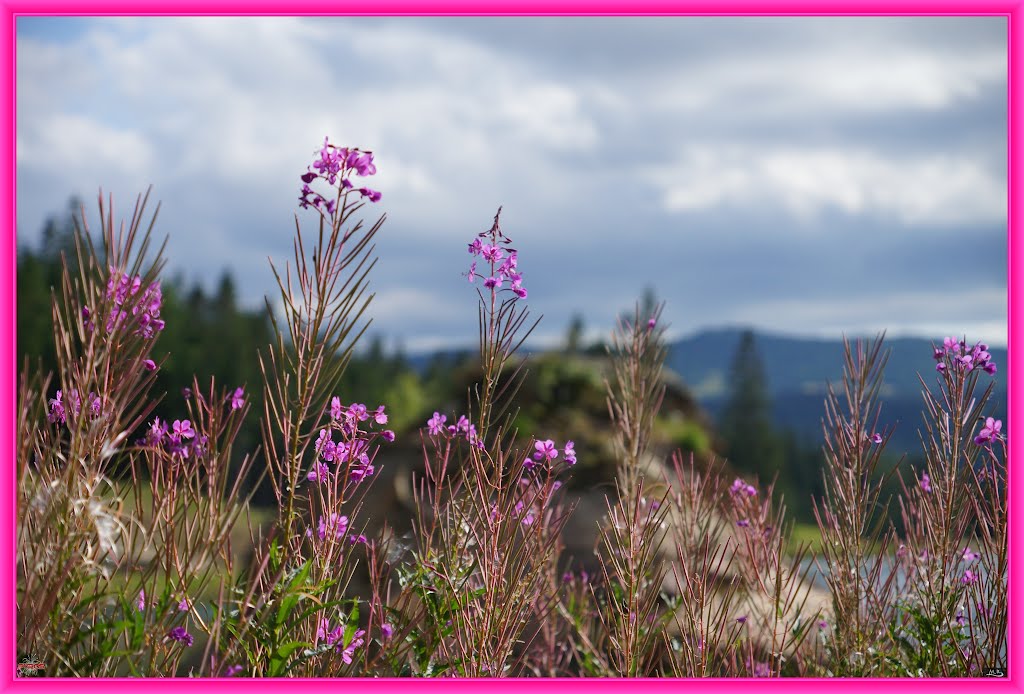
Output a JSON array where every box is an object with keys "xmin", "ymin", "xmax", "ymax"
[
  {"xmin": 350, "ymin": 460, "xmax": 375, "ymax": 482},
  {"xmin": 143, "ymin": 359, "xmax": 157, "ymax": 372},
  {"xmin": 147, "ymin": 417, "xmax": 168, "ymax": 445},
  {"xmin": 563, "ymin": 440, "xmax": 577, "ymax": 465},
  {"xmin": 373, "ymin": 406, "xmax": 388, "ymax": 425},
  {"xmin": 736, "ymin": 615, "xmax": 748, "ymax": 624},
  {"xmin": 358, "ymin": 187, "xmax": 382, "ymax": 202},
  {"xmin": 533, "ymin": 439, "xmax": 559, "ymax": 463},
  {"xmin": 230, "ymin": 387, "xmax": 245, "ymax": 410},
  {"xmin": 427, "ymin": 411, "xmax": 447, "ymax": 436},
  {"xmin": 136, "ymin": 589, "xmax": 146, "ymax": 611},
  {"xmin": 380, "ymin": 622, "xmax": 394, "ymax": 640},
  {"xmin": 308, "ymin": 513, "xmax": 349, "ymax": 542},
  {"xmin": 974, "ymin": 417, "xmax": 1002, "ymax": 446},
  {"xmin": 962, "ymin": 569, "xmax": 978, "ymax": 585},
  {"xmin": 936, "ymin": 362, "xmax": 947, "ymax": 372},
  {"xmin": 920, "ymin": 472, "xmax": 932, "ymax": 493},
  {"xmin": 47, "ymin": 390, "xmax": 66, "ymax": 424},
  {"xmin": 168, "ymin": 626, "xmax": 193, "ymax": 647},
  {"xmin": 962, "ymin": 547, "xmax": 979, "ymax": 562},
  {"xmin": 870, "ymin": 433, "xmax": 883, "ymax": 444},
  {"xmin": 480, "ymin": 244, "xmax": 504, "ymax": 264},
  {"xmin": 483, "ymin": 276, "xmax": 502, "ymax": 289},
  {"xmin": 225, "ymin": 665, "xmax": 244, "ymax": 677},
  {"xmin": 468, "ymin": 238, "xmax": 483, "ymax": 256},
  {"xmin": 736, "ymin": 519, "xmax": 750, "ymax": 527},
  {"xmin": 307, "ymin": 462, "xmax": 330, "ymax": 483},
  {"xmin": 330, "ymin": 396, "xmax": 344, "ymax": 420},
  {"xmin": 172, "ymin": 419, "xmax": 195, "ymax": 441},
  {"xmin": 647, "ymin": 317, "xmax": 656, "ymax": 330},
  {"xmin": 178, "ymin": 597, "xmax": 191, "ymax": 612},
  {"xmin": 340, "ymin": 628, "xmax": 366, "ymax": 664},
  {"xmin": 348, "ymin": 403, "xmax": 368, "ymax": 422}
]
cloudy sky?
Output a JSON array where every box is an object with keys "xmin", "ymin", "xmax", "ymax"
[{"xmin": 16, "ymin": 16, "xmax": 1008, "ymax": 352}]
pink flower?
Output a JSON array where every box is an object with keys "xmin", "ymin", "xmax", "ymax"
[
  {"xmin": 532, "ymin": 439, "xmax": 559, "ymax": 463},
  {"xmin": 172, "ymin": 419, "xmax": 195, "ymax": 440},
  {"xmin": 563, "ymin": 440, "xmax": 577, "ymax": 465},
  {"xmin": 230, "ymin": 387, "xmax": 245, "ymax": 410}
]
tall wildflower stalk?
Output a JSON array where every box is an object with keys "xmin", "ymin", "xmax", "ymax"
[
  {"xmin": 590, "ymin": 304, "xmax": 672, "ymax": 676},
  {"xmin": 814, "ymin": 335, "xmax": 901, "ymax": 675},
  {"xmin": 892, "ymin": 337, "xmax": 1004, "ymax": 676},
  {"xmin": 214, "ymin": 140, "xmax": 391, "ymax": 676},
  {"xmin": 17, "ymin": 191, "xmax": 257, "ymax": 675},
  {"xmin": 375, "ymin": 208, "xmax": 573, "ymax": 676}
]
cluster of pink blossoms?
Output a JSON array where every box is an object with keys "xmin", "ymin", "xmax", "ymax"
[
  {"xmin": 524, "ymin": 439, "xmax": 576, "ymax": 471},
  {"xmin": 973, "ymin": 416, "xmax": 1003, "ymax": 447},
  {"xmin": 464, "ymin": 210, "xmax": 527, "ymax": 300},
  {"xmin": 299, "ymin": 138, "xmax": 381, "ymax": 213},
  {"xmin": 729, "ymin": 477, "xmax": 761, "ymax": 529},
  {"xmin": 84, "ymin": 268, "xmax": 165, "ymax": 338},
  {"xmin": 47, "ymin": 388, "xmax": 104, "ymax": 425},
  {"xmin": 316, "ymin": 618, "xmax": 366, "ymax": 664},
  {"xmin": 934, "ymin": 337, "xmax": 997, "ymax": 375},
  {"xmin": 307, "ymin": 398, "xmax": 394, "ymax": 485},
  {"xmin": 425, "ymin": 412, "xmax": 485, "ymax": 449},
  {"xmin": 144, "ymin": 417, "xmax": 207, "ymax": 459}
]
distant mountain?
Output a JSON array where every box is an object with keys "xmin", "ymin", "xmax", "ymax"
[{"xmin": 666, "ymin": 327, "xmax": 1007, "ymax": 454}]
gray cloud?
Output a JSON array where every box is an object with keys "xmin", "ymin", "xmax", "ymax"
[{"xmin": 15, "ymin": 16, "xmax": 1008, "ymax": 353}]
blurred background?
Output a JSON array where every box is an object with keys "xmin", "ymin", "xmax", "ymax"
[{"xmin": 16, "ymin": 16, "xmax": 1008, "ymax": 527}]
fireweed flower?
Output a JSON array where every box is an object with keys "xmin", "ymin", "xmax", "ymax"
[
  {"xmin": 962, "ymin": 569, "xmax": 978, "ymax": 585},
  {"xmin": 136, "ymin": 590, "xmax": 146, "ymax": 611},
  {"xmin": 307, "ymin": 462, "xmax": 330, "ymax": 483},
  {"xmin": 143, "ymin": 359, "xmax": 157, "ymax": 371},
  {"xmin": 47, "ymin": 390, "xmax": 66, "ymax": 424},
  {"xmin": 934, "ymin": 337, "xmax": 997, "ymax": 374},
  {"xmin": 427, "ymin": 412, "xmax": 447, "ymax": 436},
  {"xmin": 168, "ymin": 626, "xmax": 194, "ymax": 647},
  {"xmin": 974, "ymin": 417, "xmax": 1003, "ymax": 446},
  {"xmin": 340, "ymin": 629, "xmax": 366, "ymax": 664},
  {"xmin": 730, "ymin": 478, "xmax": 757, "ymax": 497},
  {"xmin": 172, "ymin": 420, "xmax": 195, "ymax": 441},
  {"xmin": 920, "ymin": 472, "xmax": 933, "ymax": 493},
  {"xmin": 563, "ymin": 440, "xmax": 577, "ymax": 465},
  {"xmin": 230, "ymin": 387, "xmax": 245, "ymax": 410},
  {"xmin": 308, "ymin": 513, "xmax": 349, "ymax": 542},
  {"xmin": 373, "ymin": 406, "xmax": 388, "ymax": 425},
  {"xmin": 178, "ymin": 597, "xmax": 191, "ymax": 612},
  {"xmin": 380, "ymin": 623, "xmax": 394, "ymax": 640},
  {"xmin": 225, "ymin": 665, "xmax": 244, "ymax": 677},
  {"xmin": 330, "ymin": 397, "xmax": 344, "ymax": 420},
  {"xmin": 299, "ymin": 139, "xmax": 380, "ymax": 211},
  {"xmin": 465, "ymin": 211, "xmax": 528, "ymax": 300},
  {"xmin": 963, "ymin": 547, "xmax": 980, "ymax": 562},
  {"xmin": 870, "ymin": 433, "xmax": 883, "ymax": 444},
  {"xmin": 533, "ymin": 439, "xmax": 559, "ymax": 464}
]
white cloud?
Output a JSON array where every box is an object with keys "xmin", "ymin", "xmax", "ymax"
[
  {"xmin": 651, "ymin": 43, "xmax": 1005, "ymax": 116},
  {"xmin": 646, "ymin": 145, "xmax": 1006, "ymax": 226},
  {"xmin": 732, "ymin": 286, "xmax": 1007, "ymax": 346}
]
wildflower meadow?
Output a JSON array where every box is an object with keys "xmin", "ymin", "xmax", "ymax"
[{"xmin": 16, "ymin": 139, "xmax": 1008, "ymax": 678}]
